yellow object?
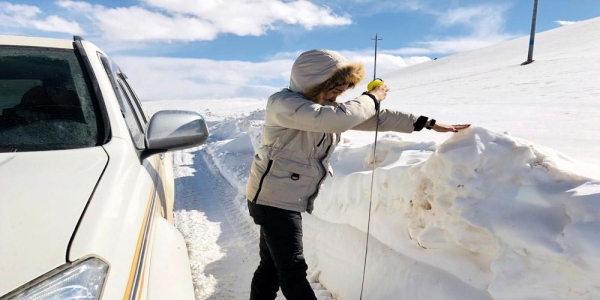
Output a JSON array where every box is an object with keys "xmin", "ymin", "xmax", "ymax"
[{"xmin": 367, "ymin": 78, "xmax": 384, "ymax": 91}]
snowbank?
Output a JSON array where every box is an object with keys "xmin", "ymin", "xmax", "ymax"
[{"xmin": 202, "ymin": 112, "xmax": 600, "ymax": 299}]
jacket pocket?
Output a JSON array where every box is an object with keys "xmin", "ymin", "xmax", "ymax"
[
  {"xmin": 262, "ymin": 158, "xmax": 320, "ymax": 201},
  {"xmin": 251, "ymin": 158, "xmax": 273, "ymax": 203},
  {"xmin": 316, "ymin": 133, "xmax": 326, "ymax": 147}
]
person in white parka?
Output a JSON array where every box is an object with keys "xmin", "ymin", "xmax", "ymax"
[{"xmin": 245, "ymin": 49, "xmax": 470, "ymax": 300}]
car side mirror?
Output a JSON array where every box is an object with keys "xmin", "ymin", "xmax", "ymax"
[{"xmin": 141, "ymin": 110, "xmax": 209, "ymax": 160}]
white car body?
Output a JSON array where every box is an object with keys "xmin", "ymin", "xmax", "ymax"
[{"xmin": 0, "ymin": 35, "xmax": 205, "ymax": 299}]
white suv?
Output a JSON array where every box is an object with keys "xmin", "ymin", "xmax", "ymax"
[{"xmin": 0, "ymin": 35, "xmax": 205, "ymax": 299}]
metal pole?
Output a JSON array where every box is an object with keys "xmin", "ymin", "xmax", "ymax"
[
  {"xmin": 522, "ymin": 0, "xmax": 539, "ymax": 65},
  {"xmin": 360, "ymin": 33, "xmax": 383, "ymax": 300},
  {"xmin": 371, "ymin": 33, "xmax": 382, "ymax": 79}
]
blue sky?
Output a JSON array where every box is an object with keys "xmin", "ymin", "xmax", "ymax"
[{"xmin": 1, "ymin": 0, "xmax": 599, "ymax": 100}]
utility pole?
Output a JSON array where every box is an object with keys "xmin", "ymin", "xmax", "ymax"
[
  {"xmin": 522, "ymin": 0, "xmax": 539, "ymax": 65},
  {"xmin": 371, "ymin": 33, "xmax": 382, "ymax": 79}
]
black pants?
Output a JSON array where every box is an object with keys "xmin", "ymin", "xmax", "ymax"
[{"xmin": 247, "ymin": 201, "xmax": 317, "ymax": 300}]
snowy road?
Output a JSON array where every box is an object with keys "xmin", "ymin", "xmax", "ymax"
[
  {"xmin": 171, "ymin": 147, "xmax": 332, "ymax": 300},
  {"xmin": 172, "ymin": 147, "xmax": 258, "ymax": 299}
]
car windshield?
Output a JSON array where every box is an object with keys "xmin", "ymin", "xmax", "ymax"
[{"xmin": 0, "ymin": 46, "xmax": 101, "ymax": 152}]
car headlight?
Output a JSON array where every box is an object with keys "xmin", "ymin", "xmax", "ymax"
[{"xmin": 5, "ymin": 257, "xmax": 108, "ymax": 300}]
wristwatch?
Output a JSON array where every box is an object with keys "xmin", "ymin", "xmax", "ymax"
[{"xmin": 426, "ymin": 119, "xmax": 436, "ymax": 130}]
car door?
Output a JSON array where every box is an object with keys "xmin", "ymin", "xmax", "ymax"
[
  {"xmin": 114, "ymin": 70, "xmax": 172, "ymax": 222},
  {"xmin": 96, "ymin": 54, "xmax": 180, "ymax": 299}
]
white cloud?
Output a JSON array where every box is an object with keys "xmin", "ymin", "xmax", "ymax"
[
  {"xmin": 437, "ymin": 4, "xmax": 510, "ymax": 38},
  {"xmin": 55, "ymin": 0, "xmax": 97, "ymax": 13},
  {"xmin": 96, "ymin": 7, "xmax": 218, "ymax": 42},
  {"xmin": 0, "ymin": 2, "xmax": 84, "ymax": 34},
  {"xmin": 57, "ymin": 0, "xmax": 351, "ymax": 42},
  {"xmin": 318, "ymin": 0, "xmax": 428, "ymax": 15},
  {"xmin": 114, "ymin": 56, "xmax": 294, "ymax": 100},
  {"xmin": 404, "ymin": 3, "xmax": 518, "ymax": 55},
  {"xmin": 0, "ymin": 2, "xmax": 39, "ymax": 19},
  {"xmin": 349, "ymin": 2, "xmax": 519, "ymax": 56},
  {"xmin": 30, "ymin": 15, "xmax": 83, "ymax": 34},
  {"xmin": 115, "ymin": 49, "xmax": 430, "ymax": 100},
  {"xmin": 555, "ymin": 20, "xmax": 578, "ymax": 26},
  {"xmin": 145, "ymin": 0, "xmax": 351, "ymax": 32},
  {"xmin": 335, "ymin": 50, "xmax": 431, "ymax": 79},
  {"xmin": 315, "ymin": 2, "xmax": 519, "ymax": 57}
]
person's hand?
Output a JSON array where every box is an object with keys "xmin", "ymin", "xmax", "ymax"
[
  {"xmin": 433, "ymin": 123, "xmax": 470, "ymax": 133},
  {"xmin": 369, "ymin": 84, "xmax": 389, "ymax": 101}
]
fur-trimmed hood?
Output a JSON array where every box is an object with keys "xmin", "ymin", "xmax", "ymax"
[{"xmin": 289, "ymin": 49, "xmax": 365, "ymax": 102}]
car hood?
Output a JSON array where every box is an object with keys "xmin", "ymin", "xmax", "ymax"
[{"xmin": 0, "ymin": 147, "xmax": 108, "ymax": 296}]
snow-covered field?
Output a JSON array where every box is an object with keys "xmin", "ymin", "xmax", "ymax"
[{"xmin": 145, "ymin": 16, "xmax": 600, "ymax": 300}]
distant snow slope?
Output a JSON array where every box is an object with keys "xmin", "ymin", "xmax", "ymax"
[{"xmin": 372, "ymin": 16, "xmax": 600, "ymax": 178}]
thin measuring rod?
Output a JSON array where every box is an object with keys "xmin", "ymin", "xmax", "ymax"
[{"xmin": 360, "ymin": 33, "xmax": 382, "ymax": 300}]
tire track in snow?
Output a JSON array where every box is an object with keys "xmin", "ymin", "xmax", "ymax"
[{"xmin": 173, "ymin": 147, "xmax": 258, "ymax": 299}]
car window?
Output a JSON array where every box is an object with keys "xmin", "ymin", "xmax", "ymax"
[
  {"xmin": 117, "ymin": 76, "xmax": 145, "ymax": 127},
  {"xmin": 0, "ymin": 46, "xmax": 101, "ymax": 152},
  {"xmin": 98, "ymin": 54, "xmax": 145, "ymax": 149},
  {"xmin": 118, "ymin": 73, "xmax": 148, "ymax": 124}
]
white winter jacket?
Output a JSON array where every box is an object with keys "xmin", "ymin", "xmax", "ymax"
[{"xmin": 246, "ymin": 50, "xmax": 420, "ymax": 213}]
